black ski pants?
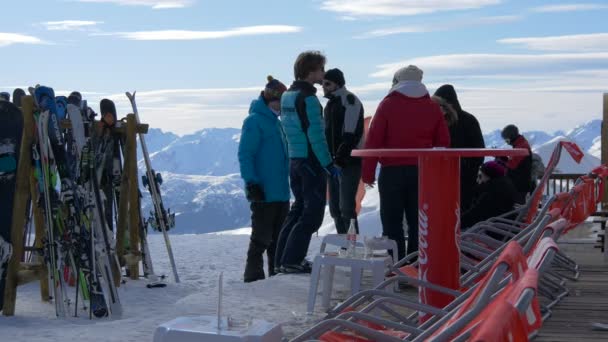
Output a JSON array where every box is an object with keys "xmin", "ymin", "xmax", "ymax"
[
  {"xmin": 248, "ymin": 201, "xmax": 289, "ymax": 272},
  {"xmin": 378, "ymin": 165, "xmax": 419, "ymax": 262},
  {"xmin": 328, "ymin": 161, "xmax": 361, "ymax": 234},
  {"xmin": 275, "ymin": 158, "xmax": 327, "ymax": 268}
]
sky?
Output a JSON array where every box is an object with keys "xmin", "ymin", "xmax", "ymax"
[{"xmin": 1, "ymin": 0, "xmax": 607, "ymax": 135}]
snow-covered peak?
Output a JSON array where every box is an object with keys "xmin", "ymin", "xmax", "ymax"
[
  {"xmin": 140, "ymin": 127, "xmax": 241, "ymax": 176},
  {"xmin": 139, "ymin": 120, "xmax": 602, "ymax": 234}
]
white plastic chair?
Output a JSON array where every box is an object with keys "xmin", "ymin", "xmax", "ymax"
[
  {"xmin": 307, "ymin": 235, "xmax": 398, "ymax": 313},
  {"xmin": 307, "ymin": 253, "xmax": 393, "ymax": 313}
]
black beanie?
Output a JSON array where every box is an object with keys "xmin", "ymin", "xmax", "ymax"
[
  {"xmin": 501, "ymin": 124, "xmax": 519, "ymax": 142},
  {"xmin": 324, "ymin": 68, "xmax": 345, "ymax": 87}
]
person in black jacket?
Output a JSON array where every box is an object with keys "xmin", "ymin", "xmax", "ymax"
[
  {"xmin": 433, "ymin": 84, "xmax": 485, "ymax": 211},
  {"xmin": 322, "ymin": 68, "xmax": 364, "ymax": 234},
  {"xmin": 462, "ymin": 161, "xmax": 519, "ymax": 229}
]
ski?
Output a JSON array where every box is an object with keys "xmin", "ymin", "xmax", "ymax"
[{"xmin": 125, "ymin": 91, "xmax": 180, "ymax": 283}]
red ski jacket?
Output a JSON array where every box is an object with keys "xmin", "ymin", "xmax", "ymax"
[
  {"xmin": 506, "ymin": 135, "xmax": 531, "ymax": 169},
  {"xmin": 362, "ymin": 85, "xmax": 450, "ymax": 184}
]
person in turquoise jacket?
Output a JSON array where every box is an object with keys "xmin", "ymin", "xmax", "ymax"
[
  {"xmin": 238, "ymin": 76, "xmax": 289, "ymax": 283},
  {"xmin": 275, "ymin": 51, "xmax": 341, "ymax": 274}
]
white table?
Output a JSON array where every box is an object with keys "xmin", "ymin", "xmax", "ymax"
[
  {"xmin": 307, "ymin": 252, "xmax": 393, "ymax": 313},
  {"xmin": 153, "ymin": 316, "xmax": 284, "ymax": 342}
]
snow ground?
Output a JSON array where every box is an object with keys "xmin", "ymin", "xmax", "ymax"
[
  {"xmin": 2, "ymin": 175, "xmax": 384, "ymax": 341},
  {"xmin": 1, "ymin": 232, "xmax": 370, "ymax": 341}
]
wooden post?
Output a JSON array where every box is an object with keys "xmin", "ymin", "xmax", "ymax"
[
  {"xmin": 3, "ymin": 96, "xmax": 35, "ymax": 316},
  {"xmin": 115, "ymin": 133, "xmax": 130, "ymax": 270},
  {"xmin": 126, "ymin": 114, "xmax": 140, "ymax": 280},
  {"xmin": 60, "ymin": 119, "xmax": 149, "ymax": 134},
  {"xmin": 30, "ymin": 173, "xmax": 49, "ymax": 302}
]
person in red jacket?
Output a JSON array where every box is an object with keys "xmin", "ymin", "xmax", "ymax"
[
  {"xmin": 361, "ymin": 65, "xmax": 450, "ymax": 261},
  {"xmin": 501, "ymin": 124, "xmax": 533, "ymax": 204}
]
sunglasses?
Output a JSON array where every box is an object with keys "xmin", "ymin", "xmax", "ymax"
[{"xmin": 322, "ymin": 81, "xmax": 335, "ymax": 87}]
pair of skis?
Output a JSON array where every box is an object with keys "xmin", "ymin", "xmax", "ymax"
[{"xmin": 125, "ymin": 92, "xmax": 179, "ymax": 284}]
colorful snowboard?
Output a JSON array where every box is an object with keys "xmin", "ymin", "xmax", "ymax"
[{"xmin": 0, "ymin": 101, "xmax": 23, "ymax": 311}]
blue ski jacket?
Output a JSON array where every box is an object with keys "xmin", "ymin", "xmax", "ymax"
[
  {"xmin": 280, "ymin": 81, "xmax": 332, "ymax": 167},
  {"xmin": 238, "ymin": 96, "xmax": 290, "ymax": 203}
]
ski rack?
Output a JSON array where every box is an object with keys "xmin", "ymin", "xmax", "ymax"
[{"xmin": 2, "ymin": 95, "xmax": 158, "ymax": 316}]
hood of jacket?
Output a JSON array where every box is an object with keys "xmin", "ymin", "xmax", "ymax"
[
  {"xmin": 389, "ymin": 80, "xmax": 429, "ymax": 98},
  {"xmin": 249, "ymin": 95, "xmax": 277, "ymax": 119},
  {"xmin": 433, "ymin": 84, "xmax": 463, "ymax": 111}
]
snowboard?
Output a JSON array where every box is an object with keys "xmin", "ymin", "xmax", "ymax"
[
  {"xmin": 0, "ymin": 101, "xmax": 23, "ymax": 311},
  {"xmin": 12, "ymin": 88, "xmax": 25, "ymax": 107}
]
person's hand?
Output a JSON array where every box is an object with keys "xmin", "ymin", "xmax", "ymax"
[
  {"xmin": 324, "ymin": 163, "xmax": 342, "ymax": 178},
  {"xmin": 245, "ymin": 183, "xmax": 265, "ymax": 202}
]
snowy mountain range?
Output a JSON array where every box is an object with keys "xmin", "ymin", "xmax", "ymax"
[{"xmin": 139, "ymin": 119, "xmax": 602, "ymax": 234}]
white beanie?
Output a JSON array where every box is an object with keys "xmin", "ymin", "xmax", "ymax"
[{"xmin": 393, "ymin": 65, "xmax": 423, "ymax": 84}]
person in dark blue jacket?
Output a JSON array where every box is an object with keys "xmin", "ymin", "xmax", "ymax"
[
  {"xmin": 275, "ymin": 51, "xmax": 340, "ymax": 274},
  {"xmin": 238, "ymin": 76, "xmax": 290, "ymax": 282}
]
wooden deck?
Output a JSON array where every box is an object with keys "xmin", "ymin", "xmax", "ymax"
[{"xmin": 536, "ymin": 226, "xmax": 608, "ymax": 341}]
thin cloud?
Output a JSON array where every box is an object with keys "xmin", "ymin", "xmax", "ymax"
[
  {"xmin": 42, "ymin": 20, "xmax": 103, "ymax": 31},
  {"xmin": 357, "ymin": 15, "xmax": 522, "ymax": 38},
  {"xmin": 475, "ymin": 15, "xmax": 522, "ymax": 24},
  {"xmin": 320, "ymin": 0, "xmax": 501, "ymax": 17},
  {"xmin": 74, "ymin": 0, "xmax": 193, "ymax": 9},
  {"xmin": 106, "ymin": 87, "xmax": 259, "ymax": 99},
  {"xmin": 356, "ymin": 26, "xmax": 433, "ymax": 39},
  {"xmin": 370, "ymin": 52, "xmax": 608, "ymax": 78},
  {"xmin": 498, "ymin": 33, "xmax": 608, "ymax": 52},
  {"xmin": 89, "ymin": 87, "xmax": 263, "ymax": 134},
  {"xmin": 0, "ymin": 33, "xmax": 45, "ymax": 47},
  {"xmin": 531, "ymin": 3, "xmax": 608, "ymax": 13},
  {"xmin": 105, "ymin": 25, "xmax": 302, "ymax": 41},
  {"xmin": 77, "ymin": 73, "xmax": 604, "ymax": 134}
]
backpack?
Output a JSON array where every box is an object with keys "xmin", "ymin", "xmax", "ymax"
[{"xmin": 530, "ymin": 153, "xmax": 546, "ymax": 181}]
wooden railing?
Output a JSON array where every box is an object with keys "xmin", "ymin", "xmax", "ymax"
[{"xmin": 543, "ymin": 173, "xmax": 583, "ymax": 196}]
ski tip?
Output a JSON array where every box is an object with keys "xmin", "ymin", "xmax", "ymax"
[
  {"xmin": 592, "ymin": 323, "xmax": 608, "ymax": 331},
  {"xmin": 28, "ymin": 87, "xmax": 37, "ymax": 101}
]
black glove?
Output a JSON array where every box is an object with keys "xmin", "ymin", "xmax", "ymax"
[
  {"xmin": 335, "ymin": 143, "xmax": 352, "ymax": 168},
  {"xmin": 246, "ymin": 183, "xmax": 265, "ymax": 202}
]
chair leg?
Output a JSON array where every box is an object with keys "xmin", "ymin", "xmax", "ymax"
[
  {"xmin": 372, "ymin": 264, "xmax": 386, "ymax": 291},
  {"xmin": 351, "ymin": 266, "xmax": 363, "ymax": 296},
  {"xmin": 308, "ymin": 258, "xmax": 322, "ymax": 314},
  {"xmin": 321, "ymin": 264, "xmax": 335, "ymax": 310}
]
